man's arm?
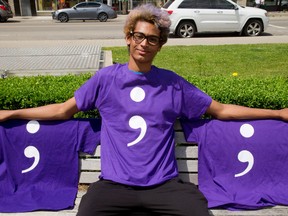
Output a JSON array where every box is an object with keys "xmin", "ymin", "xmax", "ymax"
[
  {"xmin": 206, "ymin": 100, "xmax": 288, "ymax": 121},
  {"xmin": 0, "ymin": 97, "xmax": 79, "ymax": 122}
]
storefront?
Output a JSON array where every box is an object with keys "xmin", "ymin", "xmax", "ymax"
[
  {"xmin": 34, "ymin": 0, "xmax": 159, "ymax": 13},
  {"xmin": 16, "ymin": 0, "xmax": 286, "ymax": 16},
  {"xmin": 246, "ymin": 0, "xmax": 287, "ymax": 10}
]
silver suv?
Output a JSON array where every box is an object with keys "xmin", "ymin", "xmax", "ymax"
[{"xmin": 162, "ymin": 0, "xmax": 269, "ymax": 38}]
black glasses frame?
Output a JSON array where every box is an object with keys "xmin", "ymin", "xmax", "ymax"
[{"xmin": 130, "ymin": 31, "xmax": 161, "ymax": 46}]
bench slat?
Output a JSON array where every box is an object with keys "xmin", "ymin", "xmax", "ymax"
[
  {"xmin": 175, "ymin": 131, "xmax": 187, "ymax": 143},
  {"xmin": 79, "ymin": 171, "xmax": 101, "ymax": 184},
  {"xmin": 178, "ymin": 173, "xmax": 198, "ymax": 184},
  {"xmin": 175, "ymin": 146, "xmax": 198, "ymax": 158},
  {"xmin": 80, "ymin": 155, "xmax": 198, "ymax": 173},
  {"xmin": 79, "ymin": 172, "xmax": 198, "ymax": 185},
  {"xmin": 177, "ymin": 160, "xmax": 198, "ymax": 172},
  {"xmin": 80, "ymin": 158, "xmax": 101, "ymax": 170}
]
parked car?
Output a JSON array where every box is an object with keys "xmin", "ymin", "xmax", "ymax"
[
  {"xmin": 162, "ymin": 0, "xmax": 269, "ymax": 38},
  {"xmin": 0, "ymin": 0, "xmax": 13, "ymax": 22},
  {"xmin": 52, "ymin": 2, "xmax": 117, "ymax": 22},
  {"xmin": 280, "ymin": 0, "xmax": 288, "ymax": 10}
]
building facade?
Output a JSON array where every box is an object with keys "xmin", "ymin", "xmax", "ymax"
[{"xmin": 7, "ymin": 0, "xmax": 286, "ymax": 16}]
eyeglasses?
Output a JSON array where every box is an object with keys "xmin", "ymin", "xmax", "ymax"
[{"xmin": 130, "ymin": 32, "xmax": 161, "ymax": 46}]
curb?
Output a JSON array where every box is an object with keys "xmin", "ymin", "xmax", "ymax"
[
  {"xmin": 13, "ymin": 11, "xmax": 288, "ymax": 20},
  {"xmin": 12, "ymin": 14, "xmax": 128, "ymax": 21},
  {"xmin": 268, "ymin": 11, "xmax": 288, "ymax": 17}
]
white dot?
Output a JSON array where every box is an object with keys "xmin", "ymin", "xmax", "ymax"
[
  {"xmin": 130, "ymin": 87, "xmax": 145, "ymax": 102},
  {"xmin": 240, "ymin": 124, "xmax": 254, "ymax": 138},
  {"xmin": 26, "ymin": 120, "xmax": 40, "ymax": 134}
]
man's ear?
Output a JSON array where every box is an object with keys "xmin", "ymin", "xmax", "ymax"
[{"xmin": 125, "ymin": 36, "xmax": 131, "ymax": 46}]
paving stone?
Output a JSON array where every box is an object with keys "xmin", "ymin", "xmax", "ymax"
[{"xmin": 0, "ymin": 44, "xmax": 103, "ymax": 76}]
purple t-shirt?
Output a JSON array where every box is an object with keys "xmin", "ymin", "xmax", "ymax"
[
  {"xmin": 181, "ymin": 119, "xmax": 288, "ymax": 210},
  {"xmin": 0, "ymin": 119, "xmax": 100, "ymax": 212},
  {"xmin": 74, "ymin": 63, "xmax": 212, "ymax": 186}
]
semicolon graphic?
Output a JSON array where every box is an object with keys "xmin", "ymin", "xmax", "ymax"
[
  {"xmin": 21, "ymin": 120, "xmax": 41, "ymax": 174},
  {"xmin": 234, "ymin": 123, "xmax": 255, "ymax": 178},
  {"xmin": 127, "ymin": 87, "xmax": 147, "ymax": 147}
]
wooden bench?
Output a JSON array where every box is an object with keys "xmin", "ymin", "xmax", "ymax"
[{"xmin": 1, "ymin": 121, "xmax": 288, "ymax": 216}]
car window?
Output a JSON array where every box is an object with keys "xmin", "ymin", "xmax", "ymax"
[
  {"xmin": 163, "ymin": 0, "xmax": 175, "ymax": 9},
  {"xmin": 178, "ymin": 0, "xmax": 197, "ymax": 8},
  {"xmin": 76, "ymin": 2, "xmax": 87, "ymax": 8},
  {"xmin": 196, "ymin": 0, "xmax": 213, "ymax": 9},
  {"xmin": 87, "ymin": 2, "xmax": 101, "ymax": 8},
  {"xmin": 213, "ymin": 0, "xmax": 235, "ymax": 9},
  {"xmin": 178, "ymin": 0, "xmax": 213, "ymax": 9}
]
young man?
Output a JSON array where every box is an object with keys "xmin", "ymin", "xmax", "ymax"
[{"xmin": 0, "ymin": 4, "xmax": 287, "ymax": 216}]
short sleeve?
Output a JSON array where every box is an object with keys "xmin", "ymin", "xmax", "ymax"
[
  {"xmin": 180, "ymin": 78, "xmax": 212, "ymax": 119},
  {"xmin": 77, "ymin": 119, "xmax": 101, "ymax": 154},
  {"xmin": 74, "ymin": 65, "xmax": 118, "ymax": 112},
  {"xmin": 74, "ymin": 72, "xmax": 101, "ymax": 112}
]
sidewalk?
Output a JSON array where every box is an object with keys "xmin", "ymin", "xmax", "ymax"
[{"xmin": 0, "ymin": 41, "xmax": 114, "ymax": 77}]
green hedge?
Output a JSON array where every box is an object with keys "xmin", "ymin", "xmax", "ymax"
[
  {"xmin": 187, "ymin": 75, "xmax": 288, "ymax": 110},
  {"xmin": 0, "ymin": 74, "xmax": 287, "ymax": 118},
  {"xmin": 0, "ymin": 74, "xmax": 98, "ymax": 118}
]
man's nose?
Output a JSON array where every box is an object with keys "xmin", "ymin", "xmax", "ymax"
[{"xmin": 140, "ymin": 38, "xmax": 149, "ymax": 46}]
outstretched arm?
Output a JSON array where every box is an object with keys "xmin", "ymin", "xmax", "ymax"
[
  {"xmin": 0, "ymin": 97, "xmax": 79, "ymax": 122},
  {"xmin": 206, "ymin": 100, "xmax": 288, "ymax": 121}
]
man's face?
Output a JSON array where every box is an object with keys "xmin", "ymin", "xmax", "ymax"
[{"xmin": 126, "ymin": 21, "xmax": 162, "ymax": 66}]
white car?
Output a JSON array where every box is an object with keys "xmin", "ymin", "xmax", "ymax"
[{"xmin": 162, "ymin": 0, "xmax": 269, "ymax": 37}]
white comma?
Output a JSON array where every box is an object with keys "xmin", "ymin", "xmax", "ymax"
[
  {"xmin": 234, "ymin": 150, "xmax": 254, "ymax": 177},
  {"xmin": 127, "ymin": 115, "xmax": 147, "ymax": 147},
  {"xmin": 21, "ymin": 146, "xmax": 40, "ymax": 174}
]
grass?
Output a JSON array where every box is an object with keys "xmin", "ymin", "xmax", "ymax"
[
  {"xmin": 1, "ymin": 44, "xmax": 287, "ymax": 113},
  {"xmin": 104, "ymin": 43, "xmax": 288, "ymax": 77}
]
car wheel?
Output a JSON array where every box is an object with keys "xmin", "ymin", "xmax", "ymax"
[
  {"xmin": 98, "ymin": 13, "xmax": 108, "ymax": 22},
  {"xmin": 176, "ymin": 21, "xmax": 196, "ymax": 38},
  {"xmin": 242, "ymin": 19, "xmax": 263, "ymax": 36},
  {"xmin": 58, "ymin": 13, "xmax": 69, "ymax": 22},
  {"xmin": 0, "ymin": 16, "xmax": 8, "ymax": 22}
]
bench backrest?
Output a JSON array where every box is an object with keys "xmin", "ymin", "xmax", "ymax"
[{"xmin": 79, "ymin": 120, "xmax": 199, "ymax": 185}]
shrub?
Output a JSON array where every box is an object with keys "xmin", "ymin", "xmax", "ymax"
[
  {"xmin": 0, "ymin": 74, "xmax": 287, "ymax": 118},
  {"xmin": 187, "ymin": 75, "xmax": 287, "ymax": 109}
]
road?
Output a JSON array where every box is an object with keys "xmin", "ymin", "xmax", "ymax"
[
  {"xmin": 0, "ymin": 15, "xmax": 288, "ymax": 42},
  {"xmin": 0, "ymin": 15, "xmax": 126, "ymax": 41}
]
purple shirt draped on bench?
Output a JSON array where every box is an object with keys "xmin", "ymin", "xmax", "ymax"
[
  {"xmin": 0, "ymin": 119, "xmax": 101, "ymax": 212},
  {"xmin": 181, "ymin": 118, "xmax": 288, "ymax": 210}
]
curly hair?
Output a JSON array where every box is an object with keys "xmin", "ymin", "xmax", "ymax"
[{"xmin": 123, "ymin": 4, "xmax": 171, "ymax": 45}]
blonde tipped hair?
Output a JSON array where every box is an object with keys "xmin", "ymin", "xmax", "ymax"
[{"xmin": 123, "ymin": 4, "xmax": 171, "ymax": 45}]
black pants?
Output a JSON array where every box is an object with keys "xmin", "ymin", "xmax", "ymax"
[{"xmin": 77, "ymin": 178, "xmax": 211, "ymax": 216}]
